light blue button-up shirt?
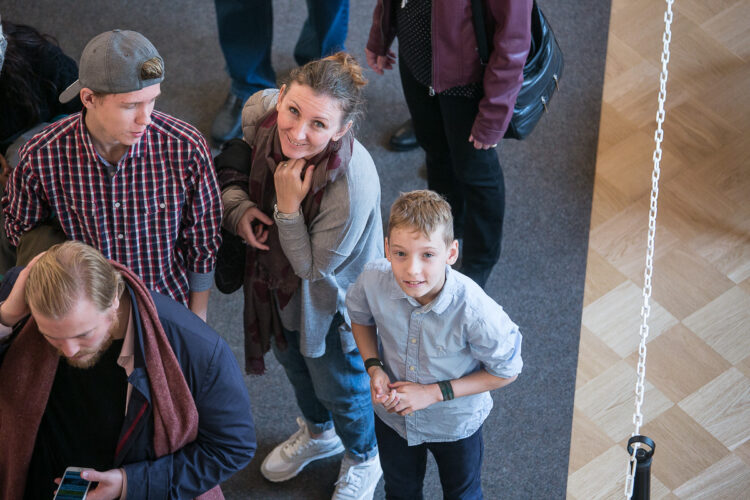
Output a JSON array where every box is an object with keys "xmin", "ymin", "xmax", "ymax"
[{"xmin": 346, "ymin": 258, "xmax": 523, "ymax": 445}]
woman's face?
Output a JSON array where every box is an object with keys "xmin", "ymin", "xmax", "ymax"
[{"xmin": 275, "ymin": 83, "xmax": 352, "ymax": 160}]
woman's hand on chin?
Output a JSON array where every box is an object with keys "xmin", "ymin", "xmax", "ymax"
[{"xmin": 274, "ymin": 158, "xmax": 315, "ymax": 213}]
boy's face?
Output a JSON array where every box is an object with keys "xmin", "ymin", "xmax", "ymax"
[{"xmin": 386, "ymin": 225, "xmax": 459, "ymax": 306}]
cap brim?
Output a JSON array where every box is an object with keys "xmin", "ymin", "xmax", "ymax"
[{"xmin": 59, "ymin": 80, "xmax": 82, "ymax": 103}]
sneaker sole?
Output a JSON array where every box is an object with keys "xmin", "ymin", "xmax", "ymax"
[{"xmin": 260, "ymin": 442, "xmax": 345, "ymax": 482}]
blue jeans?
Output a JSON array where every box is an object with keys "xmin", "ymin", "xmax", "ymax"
[
  {"xmin": 214, "ymin": 0, "xmax": 349, "ymax": 100},
  {"xmin": 271, "ymin": 315, "xmax": 377, "ymax": 461},
  {"xmin": 375, "ymin": 415, "xmax": 484, "ymax": 500}
]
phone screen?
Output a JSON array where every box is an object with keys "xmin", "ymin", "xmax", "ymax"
[{"xmin": 54, "ymin": 469, "xmax": 91, "ymax": 500}]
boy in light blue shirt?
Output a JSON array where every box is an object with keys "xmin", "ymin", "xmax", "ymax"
[{"xmin": 346, "ymin": 189, "xmax": 523, "ymax": 499}]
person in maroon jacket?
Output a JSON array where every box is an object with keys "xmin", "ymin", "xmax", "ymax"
[{"xmin": 366, "ymin": 0, "xmax": 531, "ymax": 288}]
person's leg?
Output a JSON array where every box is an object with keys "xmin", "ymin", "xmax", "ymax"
[
  {"xmin": 428, "ymin": 426, "xmax": 484, "ymax": 500},
  {"xmin": 212, "ymin": 0, "xmax": 276, "ymax": 143},
  {"xmin": 375, "ymin": 415, "xmax": 428, "ymax": 500},
  {"xmin": 294, "ymin": 0, "xmax": 349, "ymax": 66},
  {"xmin": 16, "ymin": 219, "xmax": 67, "ymax": 266},
  {"xmin": 303, "ymin": 315, "xmax": 377, "ymax": 460},
  {"xmin": 437, "ymin": 93, "xmax": 505, "ymax": 288},
  {"xmin": 262, "ymin": 327, "xmax": 345, "ymax": 482},
  {"xmin": 214, "ymin": 0, "xmax": 276, "ymax": 98},
  {"xmin": 302, "ymin": 315, "xmax": 382, "ymax": 498},
  {"xmin": 398, "ymin": 58, "xmax": 465, "ymax": 239},
  {"xmin": 271, "ymin": 327, "xmax": 333, "ymax": 431}
]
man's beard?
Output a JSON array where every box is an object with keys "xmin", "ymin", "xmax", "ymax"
[{"xmin": 61, "ymin": 308, "xmax": 120, "ymax": 369}]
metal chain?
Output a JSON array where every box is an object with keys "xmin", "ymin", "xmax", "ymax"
[{"xmin": 624, "ymin": 0, "xmax": 674, "ymax": 497}]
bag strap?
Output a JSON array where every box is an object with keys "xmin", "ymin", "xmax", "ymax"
[
  {"xmin": 473, "ymin": 0, "xmax": 541, "ymax": 66},
  {"xmin": 470, "ymin": 0, "xmax": 490, "ymax": 65}
]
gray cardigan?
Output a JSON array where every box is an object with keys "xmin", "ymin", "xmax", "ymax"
[{"xmin": 222, "ymin": 89, "xmax": 384, "ymax": 357}]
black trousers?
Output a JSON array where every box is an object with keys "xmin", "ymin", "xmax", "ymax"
[
  {"xmin": 399, "ymin": 59, "xmax": 505, "ymax": 288},
  {"xmin": 375, "ymin": 415, "xmax": 484, "ymax": 500}
]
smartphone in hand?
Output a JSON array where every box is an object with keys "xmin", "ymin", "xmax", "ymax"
[{"xmin": 54, "ymin": 467, "xmax": 91, "ymax": 500}]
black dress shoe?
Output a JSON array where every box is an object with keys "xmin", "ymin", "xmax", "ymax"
[{"xmin": 389, "ymin": 119, "xmax": 419, "ymax": 152}]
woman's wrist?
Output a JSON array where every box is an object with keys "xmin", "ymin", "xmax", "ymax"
[
  {"xmin": 224, "ymin": 198, "xmax": 255, "ymax": 234},
  {"xmin": 273, "ymin": 203, "xmax": 301, "ymax": 220}
]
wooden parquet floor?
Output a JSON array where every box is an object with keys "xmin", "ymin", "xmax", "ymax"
[{"xmin": 567, "ymin": 0, "xmax": 750, "ymax": 498}]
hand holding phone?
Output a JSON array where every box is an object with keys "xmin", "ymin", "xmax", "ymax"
[
  {"xmin": 54, "ymin": 467, "xmax": 124, "ymax": 500},
  {"xmin": 53, "ymin": 467, "xmax": 91, "ymax": 500}
]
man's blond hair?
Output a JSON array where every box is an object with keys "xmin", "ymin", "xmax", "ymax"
[
  {"xmin": 388, "ymin": 190, "xmax": 454, "ymax": 246},
  {"xmin": 25, "ymin": 241, "xmax": 124, "ymax": 318}
]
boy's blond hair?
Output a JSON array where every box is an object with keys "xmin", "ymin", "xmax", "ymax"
[
  {"xmin": 388, "ymin": 190, "xmax": 454, "ymax": 246},
  {"xmin": 25, "ymin": 241, "xmax": 124, "ymax": 319}
]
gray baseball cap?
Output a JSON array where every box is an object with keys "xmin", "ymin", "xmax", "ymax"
[{"xmin": 59, "ymin": 29, "xmax": 164, "ymax": 103}]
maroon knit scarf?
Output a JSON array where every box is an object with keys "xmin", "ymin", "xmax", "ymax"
[
  {"xmin": 242, "ymin": 109, "xmax": 353, "ymax": 374},
  {"xmin": 0, "ymin": 262, "xmax": 223, "ymax": 499}
]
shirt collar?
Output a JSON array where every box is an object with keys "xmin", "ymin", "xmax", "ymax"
[
  {"xmin": 116, "ymin": 300, "xmax": 137, "ymax": 411},
  {"xmin": 76, "ymin": 111, "xmax": 99, "ymax": 164},
  {"xmin": 116, "ymin": 304, "xmax": 136, "ymax": 377},
  {"xmin": 389, "ymin": 264, "xmax": 456, "ymax": 314}
]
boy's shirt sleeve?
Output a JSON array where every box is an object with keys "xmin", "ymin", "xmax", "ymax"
[
  {"xmin": 345, "ymin": 269, "xmax": 377, "ymax": 326},
  {"xmin": 467, "ymin": 311, "xmax": 523, "ymax": 379}
]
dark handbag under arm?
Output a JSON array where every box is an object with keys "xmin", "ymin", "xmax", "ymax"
[
  {"xmin": 471, "ymin": 0, "xmax": 564, "ymax": 140},
  {"xmin": 213, "ymin": 138, "xmax": 252, "ymax": 294}
]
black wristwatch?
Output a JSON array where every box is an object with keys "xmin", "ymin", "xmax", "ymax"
[{"xmin": 364, "ymin": 358, "xmax": 384, "ymax": 373}]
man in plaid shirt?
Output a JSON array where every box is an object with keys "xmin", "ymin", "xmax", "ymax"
[{"xmin": 2, "ymin": 30, "xmax": 221, "ymax": 321}]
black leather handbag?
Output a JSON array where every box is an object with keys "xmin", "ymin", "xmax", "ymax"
[
  {"xmin": 213, "ymin": 139, "xmax": 252, "ymax": 294},
  {"xmin": 472, "ymin": 0, "xmax": 564, "ymax": 140},
  {"xmin": 215, "ymin": 227, "xmax": 246, "ymax": 294}
]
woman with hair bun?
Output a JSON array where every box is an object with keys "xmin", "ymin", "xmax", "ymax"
[{"xmin": 218, "ymin": 52, "xmax": 383, "ymax": 498}]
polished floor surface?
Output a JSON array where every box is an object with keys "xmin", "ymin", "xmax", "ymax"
[{"xmin": 567, "ymin": 0, "xmax": 750, "ymax": 498}]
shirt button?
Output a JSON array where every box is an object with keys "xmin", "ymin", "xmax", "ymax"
[
  {"xmin": 159, "ymin": 202, "xmax": 166, "ymax": 209},
  {"xmin": 117, "ymin": 233, "xmax": 124, "ymax": 239},
  {"xmin": 114, "ymin": 202, "xmax": 121, "ymax": 208},
  {"xmin": 409, "ymin": 365, "xmax": 415, "ymax": 371},
  {"xmin": 410, "ymin": 338, "xmax": 417, "ymax": 344}
]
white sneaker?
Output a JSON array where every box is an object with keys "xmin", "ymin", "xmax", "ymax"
[
  {"xmin": 261, "ymin": 417, "xmax": 345, "ymax": 482},
  {"xmin": 332, "ymin": 453, "xmax": 383, "ymax": 500}
]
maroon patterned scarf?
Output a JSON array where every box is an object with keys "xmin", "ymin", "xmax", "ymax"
[{"xmin": 242, "ymin": 109, "xmax": 353, "ymax": 374}]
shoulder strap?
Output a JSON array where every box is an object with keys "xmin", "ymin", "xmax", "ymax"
[
  {"xmin": 471, "ymin": 0, "xmax": 490, "ymax": 65},
  {"xmin": 473, "ymin": 0, "xmax": 541, "ymax": 66}
]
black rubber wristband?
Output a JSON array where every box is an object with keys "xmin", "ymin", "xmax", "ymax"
[
  {"xmin": 364, "ymin": 358, "xmax": 384, "ymax": 372},
  {"xmin": 438, "ymin": 380, "xmax": 454, "ymax": 401}
]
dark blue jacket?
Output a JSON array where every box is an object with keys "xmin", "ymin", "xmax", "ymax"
[{"xmin": 0, "ymin": 269, "xmax": 257, "ymax": 499}]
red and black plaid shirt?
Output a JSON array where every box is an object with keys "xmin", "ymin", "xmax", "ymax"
[{"xmin": 2, "ymin": 111, "xmax": 222, "ymax": 305}]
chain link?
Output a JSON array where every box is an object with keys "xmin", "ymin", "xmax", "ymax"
[{"xmin": 624, "ymin": 0, "xmax": 674, "ymax": 497}]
